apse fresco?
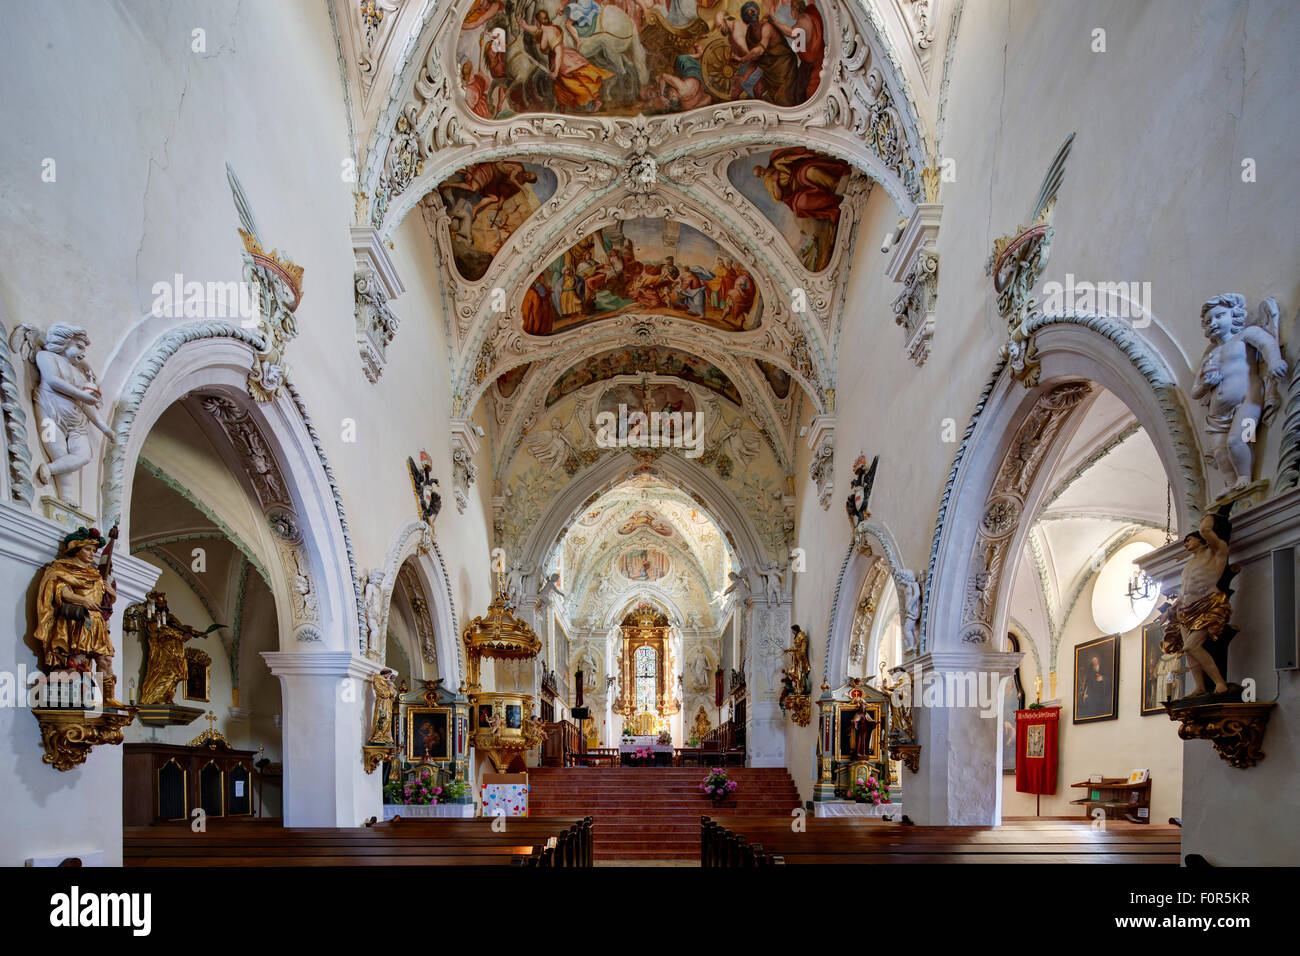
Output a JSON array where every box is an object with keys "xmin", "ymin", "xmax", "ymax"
[
  {"xmin": 524, "ymin": 218, "xmax": 761, "ymax": 335},
  {"xmin": 755, "ymin": 359, "xmax": 791, "ymax": 399},
  {"xmin": 619, "ymin": 548, "xmax": 670, "ymax": 581},
  {"xmin": 457, "ymin": 0, "xmax": 827, "ymax": 119},
  {"xmin": 438, "ymin": 162, "xmax": 557, "ymax": 280},
  {"xmin": 545, "ymin": 346, "xmax": 742, "ymax": 406},
  {"xmin": 728, "ymin": 148, "xmax": 851, "ymax": 272}
]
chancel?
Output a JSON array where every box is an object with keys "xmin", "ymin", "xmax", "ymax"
[{"xmin": 1, "ymin": 0, "xmax": 1298, "ymax": 891}]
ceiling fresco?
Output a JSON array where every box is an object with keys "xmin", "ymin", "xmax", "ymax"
[
  {"xmin": 439, "ymin": 161, "xmax": 558, "ymax": 280},
  {"xmin": 545, "ymin": 346, "xmax": 742, "ymax": 407},
  {"xmin": 727, "ymin": 147, "xmax": 852, "ymax": 272},
  {"xmin": 457, "ymin": 0, "xmax": 826, "ymax": 119},
  {"xmin": 524, "ymin": 218, "xmax": 762, "ymax": 335}
]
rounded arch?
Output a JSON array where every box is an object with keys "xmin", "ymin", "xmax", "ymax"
[
  {"xmin": 100, "ymin": 329, "xmax": 362, "ymax": 653},
  {"xmin": 375, "ymin": 519, "xmax": 464, "ymax": 687},
  {"xmin": 599, "ymin": 587, "xmax": 690, "ymax": 631},
  {"xmin": 514, "ymin": 450, "xmax": 773, "ymax": 601},
  {"xmin": 822, "ymin": 519, "xmax": 910, "ymax": 686},
  {"xmin": 922, "ymin": 313, "xmax": 1209, "ymax": 655}
]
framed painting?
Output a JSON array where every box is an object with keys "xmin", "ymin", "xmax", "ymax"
[
  {"xmin": 183, "ymin": 647, "xmax": 210, "ymax": 703},
  {"xmin": 476, "ymin": 703, "xmax": 494, "ymax": 729},
  {"xmin": 1141, "ymin": 620, "xmax": 1185, "ymax": 715},
  {"xmin": 406, "ymin": 708, "xmax": 452, "ymax": 762},
  {"xmin": 1073, "ymin": 634, "xmax": 1120, "ymax": 724}
]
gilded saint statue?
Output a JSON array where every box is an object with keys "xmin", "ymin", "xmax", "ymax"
[
  {"xmin": 368, "ymin": 669, "xmax": 397, "ymax": 745},
  {"xmin": 692, "ymin": 705, "xmax": 712, "ymax": 743},
  {"xmin": 1159, "ymin": 509, "xmax": 1239, "ymax": 700},
  {"xmin": 33, "ymin": 526, "xmax": 120, "ymax": 705},
  {"xmin": 782, "ymin": 625, "xmax": 811, "ymax": 695},
  {"xmin": 134, "ymin": 591, "xmax": 209, "ymax": 706}
]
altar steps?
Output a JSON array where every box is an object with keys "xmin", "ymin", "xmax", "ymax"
[{"xmin": 528, "ymin": 767, "xmax": 803, "ymax": 861}]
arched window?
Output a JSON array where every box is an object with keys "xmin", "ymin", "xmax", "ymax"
[{"xmin": 634, "ymin": 645, "xmax": 657, "ymax": 713}]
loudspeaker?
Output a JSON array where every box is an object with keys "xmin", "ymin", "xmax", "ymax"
[
  {"xmin": 1273, "ymin": 548, "xmax": 1297, "ymax": 671},
  {"xmin": 570, "ymin": 706, "xmax": 591, "ymax": 720}
]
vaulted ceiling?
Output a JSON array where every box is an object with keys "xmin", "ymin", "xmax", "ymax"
[{"xmin": 331, "ymin": 0, "xmax": 942, "ymax": 498}]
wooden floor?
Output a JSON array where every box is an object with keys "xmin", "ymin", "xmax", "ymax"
[
  {"xmin": 124, "ymin": 816, "xmax": 591, "ymax": 867},
  {"xmin": 703, "ymin": 817, "xmax": 1183, "ymax": 865}
]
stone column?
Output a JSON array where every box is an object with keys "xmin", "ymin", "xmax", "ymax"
[
  {"xmin": 744, "ymin": 597, "xmax": 791, "ymax": 768},
  {"xmin": 904, "ymin": 649, "xmax": 1022, "ymax": 825},
  {"xmin": 262, "ymin": 651, "xmax": 381, "ymax": 827}
]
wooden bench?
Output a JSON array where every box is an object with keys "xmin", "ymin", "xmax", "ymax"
[
  {"xmin": 124, "ymin": 816, "xmax": 594, "ymax": 868},
  {"xmin": 700, "ymin": 816, "xmax": 1181, "ymax": 866}
]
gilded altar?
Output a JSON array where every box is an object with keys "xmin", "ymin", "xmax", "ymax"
[
  {"xmin": 612, "ymin": 604, "xmax": 679, "ymax": 729},
  {"xmin": 813, "ymin": 680, "xmax": 892, "ymax": 802}
]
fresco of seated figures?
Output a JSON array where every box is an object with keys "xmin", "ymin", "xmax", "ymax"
[
  {"xmin": 545, "ymin": 346, "xmax": 743, "ymax": 406},
  {"xmin": 523, "ymin": 217, "xmax": 762, "ymax": 335},
  {"xmin": 458, "ymin": 0, "xmax": 827, "ymax": 118},
  {"xmin": 728, "ymin": 147, "xmax": 852, "ymax": 272}
]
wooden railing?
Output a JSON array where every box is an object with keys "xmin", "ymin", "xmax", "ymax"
[{"xmin": 542, "ymin": 719, "xmax": 582, "ymax": 767}]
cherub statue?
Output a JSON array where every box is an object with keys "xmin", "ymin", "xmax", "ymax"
[
  {"xmin": 1192, "ymin": 295, "xmax": 1288, "ymax": 494},
  {"xmin": 368, "ymin": 669, "xmax": 397, "ymax": 745},
  {"xmin": 10, "ymin": 324, "xmax": 115, "ymax": 509},
  {"xmin": 1159, "ymin": 509, "xmax": 1239, "ymax": 699},
  {"xmin": 33, "ymin": 527, "xmax": 121, "ymax": 705}
]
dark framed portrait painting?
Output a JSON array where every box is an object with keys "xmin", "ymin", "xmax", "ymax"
[
  {"xmin": 406, "ymin": 708, "xmax": 452, "ymax": 761},
  {"xmin": 476, "ymin": 704, "xmax": 494, "ymax": 729},
  {"xmin": 505, "ymin": 704, "xmax": 522, "ymax": 729},
  {"xmin": 1073, "ymin": 634, "xmax": 1120, "ymax": 724},
  {"xmin": 1003, "ymin": 633, "xmax": 1026, "ymax": 773},
  {"xmin": 1141, "ymin": 620, "xmax": 1185, "ymax": 716}
]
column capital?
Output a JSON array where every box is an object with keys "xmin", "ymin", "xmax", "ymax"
[
  {"xmin": 909, "ymin": 649, "xmax": 1022, "ymax": 676},
  {"xmin": 262, "ymin": 651, "xmax": 381, "ymax": 680}
]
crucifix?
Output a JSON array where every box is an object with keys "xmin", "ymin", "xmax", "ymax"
[{"xmin": 203, "ymin": 711, "xmax": 218, "ymax": 735}]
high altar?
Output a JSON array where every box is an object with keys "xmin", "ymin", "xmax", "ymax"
[{"xmin": 612, "ymin": 604, "xmax": 679, "ymax": 738}]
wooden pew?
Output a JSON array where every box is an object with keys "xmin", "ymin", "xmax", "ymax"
[
  {"xmin": 701, "ymin": 816, "xmax": 1181, "ymax": 866},
  {"xmin": 124, "ymin": 816, "xmax": 594, "ymax": 868}
]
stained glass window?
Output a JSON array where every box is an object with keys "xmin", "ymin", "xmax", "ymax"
[{"xmin": 634, "ymin": 645, "xmax": 657, "ymax": 714}]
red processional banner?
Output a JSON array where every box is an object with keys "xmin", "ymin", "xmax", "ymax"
[
  {"xmin": 1015, "ymin": 706, "xmax": 1060, "ymax": 795},
  {"xmin": 715, "ymin": 669, "xmax": 725, "ymax": 708}
]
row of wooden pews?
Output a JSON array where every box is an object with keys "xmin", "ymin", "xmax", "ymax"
[
  {"xmin": 701, "ymin": 816, "xmax": 1182, "ymax": 865},
  {"xmin": 124, "ymin": 816, "xmax": 593, "ymax": 867}
]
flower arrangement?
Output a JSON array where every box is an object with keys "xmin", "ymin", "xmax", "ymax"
[
  {"xmin": 621, "ymin": 726, "xmax": 634, "ymax": 739},
  {"xmin": 632, "ymin": 746, "xmax": 653, "ymax": 764},
  {"xmin": 850, "ymin": 774, "xmax": 890, "ymax": 805},
  {"xmin": 656, "ymin": 730, "xmax": 672, "ymax": 746},
  {"xmin": 701, "ymin": 767, "xmax": 738, "ymax": 802},
  {"xmin": 383, "ymin": 767, "xmax": 467, "ymax": 805}
]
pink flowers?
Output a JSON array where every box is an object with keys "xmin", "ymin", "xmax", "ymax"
[{"xmin": 701, "ymin": 768, "xmax": 739, "ymax": 801}]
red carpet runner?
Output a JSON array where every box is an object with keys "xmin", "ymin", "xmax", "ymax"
[{"xmin": 528, "ymin": 767, "xmax": 803, "ymax": 861}]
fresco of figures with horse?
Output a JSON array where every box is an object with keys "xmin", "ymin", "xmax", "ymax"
[
  {"xmin": 522, "ymin": 217, "xmax": 762, "ymax": 335},
  {"xmin": 458, "ymin": 0, "xmax": 828, "ymax": 118}
]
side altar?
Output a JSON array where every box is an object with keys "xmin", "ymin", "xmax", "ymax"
[{"xmin": 813, "ymin": 678, "xmax": 903, "ymax": 812}]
